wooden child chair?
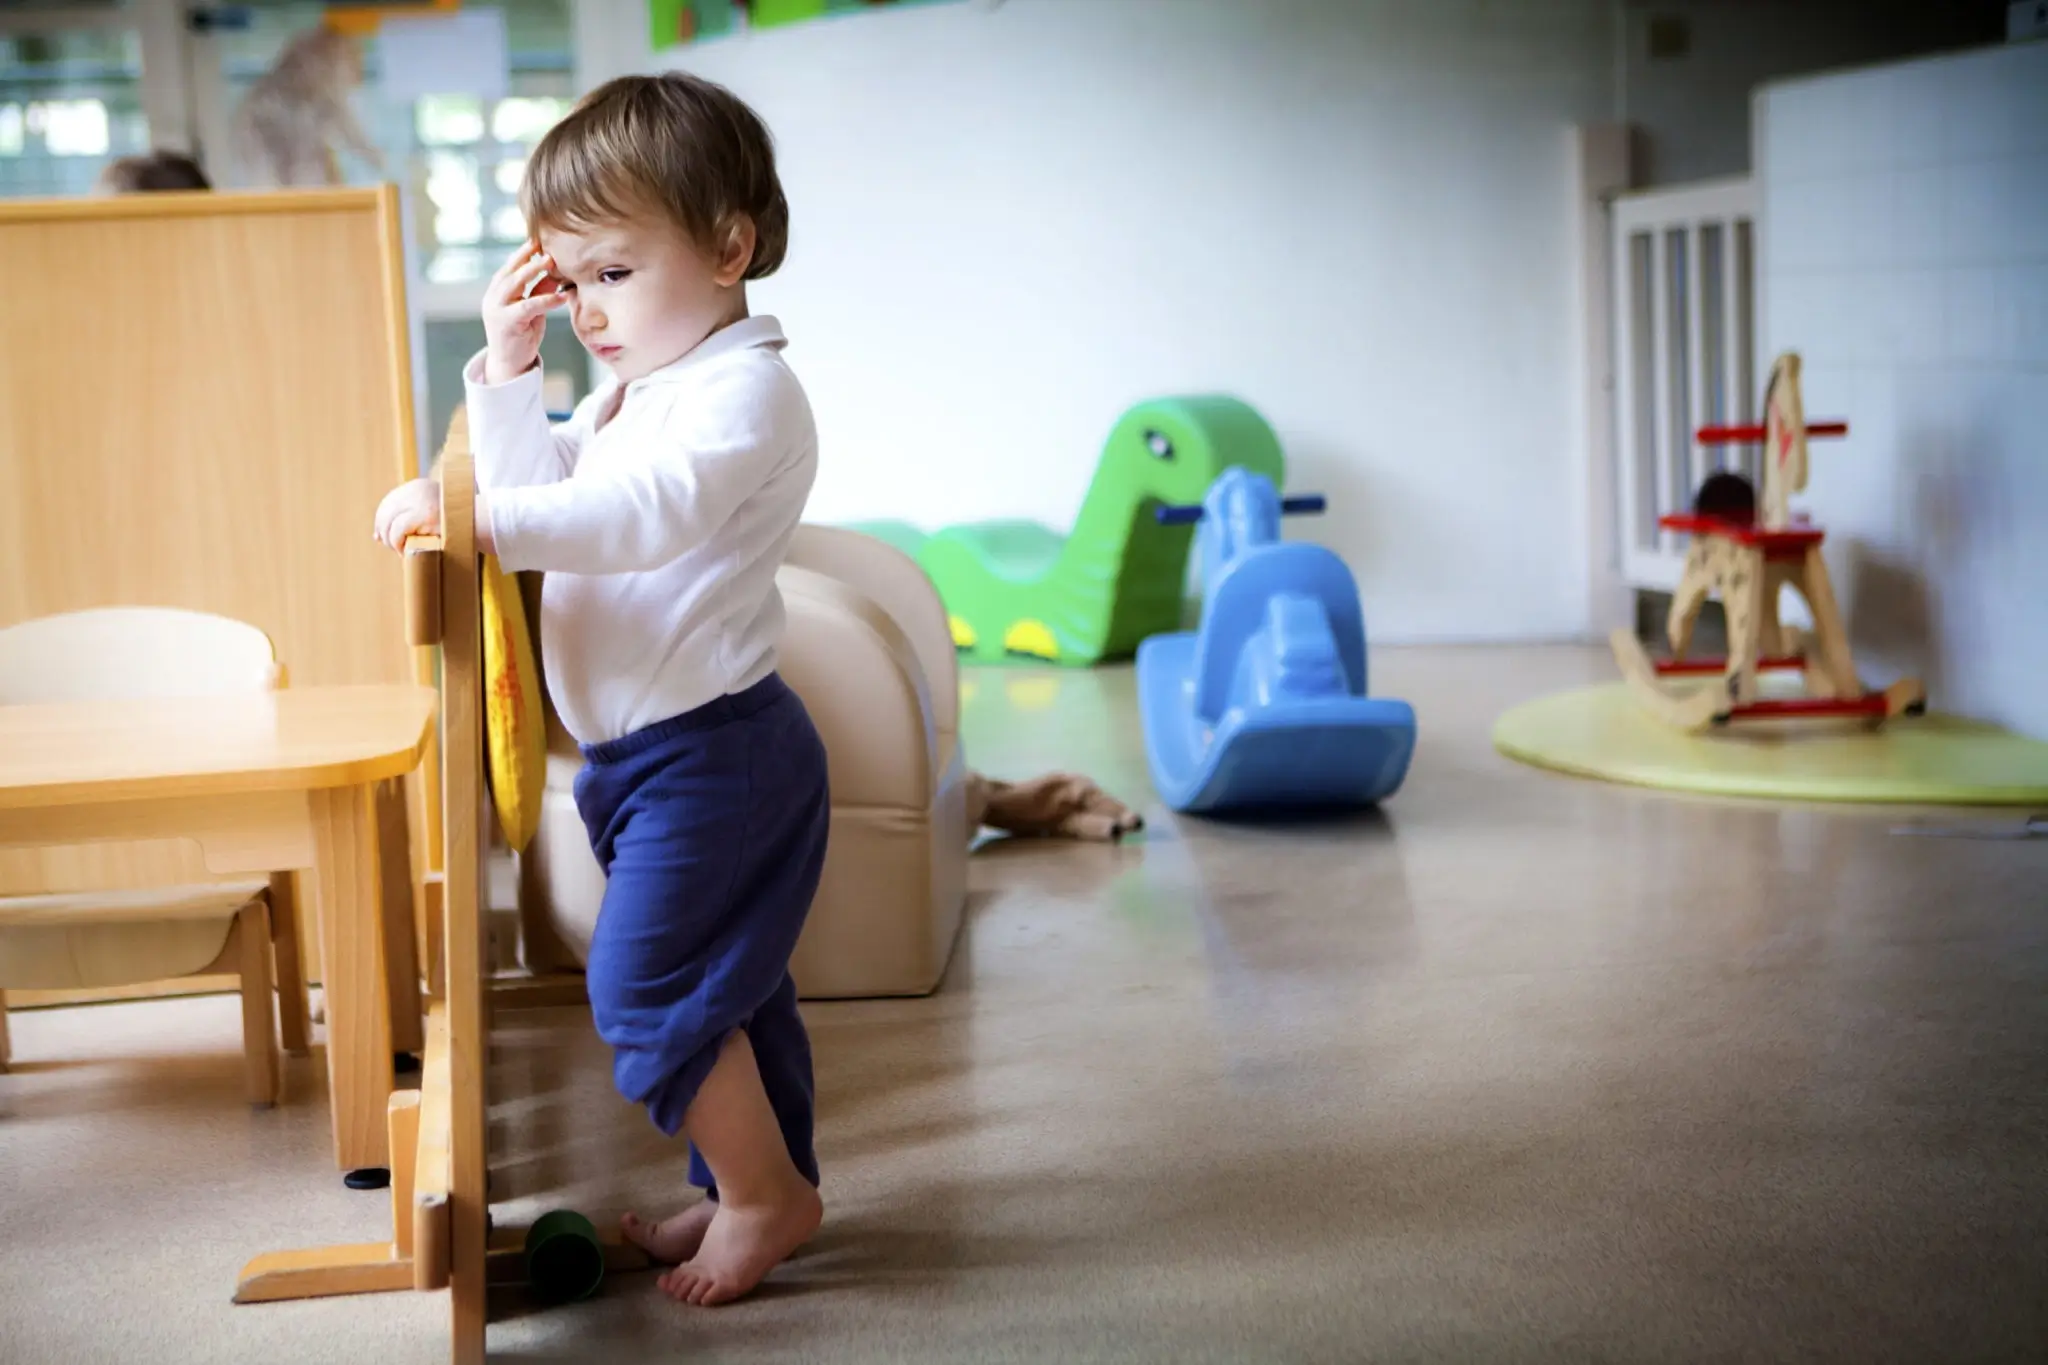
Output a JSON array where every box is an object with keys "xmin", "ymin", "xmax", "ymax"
[
  {"xmin": 1609, "ymin": 351, "xmax": 1928, "ymax": 732},
  {"xmin": 0, "ymin": 607, "xmax": 311, "ymax": 1101}
]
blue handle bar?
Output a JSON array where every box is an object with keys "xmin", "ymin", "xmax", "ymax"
[{"xmin": 1155, "ymin": 494, "xmax": 1326, "ymax": 526}]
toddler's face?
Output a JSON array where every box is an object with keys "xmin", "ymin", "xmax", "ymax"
[{"xmin": 538, "ymin": 211, "xmax": 741, "ymax": 382}]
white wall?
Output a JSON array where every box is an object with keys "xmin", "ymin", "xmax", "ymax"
[
  {"xmin": 567, "ymin": 0, "xmax": 2015, "ymax": 645},
  {"xmin": 1758, "ymin": 41, "xmax": 2048, "ymax": 737},
  {"xmin": 648, "ymin": 0, "xmax": 1615, "ymax": 643}
]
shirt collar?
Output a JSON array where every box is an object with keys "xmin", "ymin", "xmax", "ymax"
[{"xmin": 627, "ymin": 314, "xmax": 787, "ymax": 389}]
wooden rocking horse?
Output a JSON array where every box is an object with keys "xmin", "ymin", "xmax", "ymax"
[{"xmin": 1609, "ymin": 351, "xmax": 1927, "ymax": 732}]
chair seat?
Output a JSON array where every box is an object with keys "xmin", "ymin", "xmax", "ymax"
[
  {"xmin": 0, "ymin": 882, "xmax": 268, "ymax": 991},
  {"xmin": 0, "ymin": 881, "xmax": 268, "ymax": 926}
]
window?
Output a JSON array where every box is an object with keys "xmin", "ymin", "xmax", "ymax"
[
  {"xmin": 414, "ymin": 90, "xmax": 572, "ymax": 284},
  {"xmin": 0, "ymin": 27, "xmax": 149, "ymax": 198},
  {"xmin": 208, "ymin": 2, "xmax": 574, "ymax": 284}
]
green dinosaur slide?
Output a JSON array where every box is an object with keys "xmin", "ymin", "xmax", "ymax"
[{"xmin": 849, "ymin": 395, "xmax": 1286, "ymax": 666}]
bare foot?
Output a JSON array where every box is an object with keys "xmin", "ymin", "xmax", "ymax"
[
  {"xmin": 620, "ymin": 1200, "xmax": 717, "ymax": 1265},
  {"xmin": 656, "ymin": 1183, "xmax": 822, "ymax": 1306}
]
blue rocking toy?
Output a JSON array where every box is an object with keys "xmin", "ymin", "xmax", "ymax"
[{"xmin": 1135, "ymin": 469, "xmax": 1417, "ymax": 815}]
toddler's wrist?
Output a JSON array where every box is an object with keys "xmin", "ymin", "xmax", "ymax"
[{"xmin": 482, "ymin": 350, "xmax": 534, "ymax": 387}]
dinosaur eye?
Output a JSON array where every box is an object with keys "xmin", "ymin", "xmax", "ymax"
[{"xmin": 1144, "ymin": 429, "xmax": 1174, "ymax": 461}]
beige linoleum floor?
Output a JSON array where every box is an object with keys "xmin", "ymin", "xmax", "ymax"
[{"xmin": 3, "ymin": 646, "xmax": 2044, "ymax": 1364}]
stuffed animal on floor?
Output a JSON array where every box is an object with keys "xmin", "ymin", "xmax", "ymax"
[{"xmin": 966, "ymin": 771, "xmax": 1144, "ymax": 843}]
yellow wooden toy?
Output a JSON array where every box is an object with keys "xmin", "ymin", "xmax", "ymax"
[{"xmin": 480, "ymin": 555, "xmax": 544, "ymax": 852}]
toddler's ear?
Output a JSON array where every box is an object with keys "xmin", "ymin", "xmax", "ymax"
[{"xmin": 715, "ymin": 216, "xmax": 757, "ymax": 286}]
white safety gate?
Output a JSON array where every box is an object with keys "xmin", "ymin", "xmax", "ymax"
[{"xmin": 1611, "ymin": 175, "xmax": 1760, "ymax": 593}]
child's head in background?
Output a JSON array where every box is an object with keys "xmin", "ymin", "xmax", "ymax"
[
  {"xmin": 98, "ymin": 150, "xmax": 212, "ymax": 194},
  {"xmin": 520, "ymin": 72, "xmax": 787, "ymax": 381}
]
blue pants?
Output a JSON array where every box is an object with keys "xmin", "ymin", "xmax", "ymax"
[{"xmin": 573, "ymin": 673, "xmax": 830, "ymax": 1195}]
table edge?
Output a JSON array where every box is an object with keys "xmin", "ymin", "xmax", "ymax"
[{"xmin": 0, "ymin": 688, "xmax": 437, "ymax": 811}]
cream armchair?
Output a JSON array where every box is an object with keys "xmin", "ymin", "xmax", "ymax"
[{"xmin": 518, "ymin": 526, "xmax": 969, "ymax": 999}]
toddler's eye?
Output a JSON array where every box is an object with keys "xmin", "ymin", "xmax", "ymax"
[{"xmin": 598, "ymin": 269, "xmax": 630, "ymax": 285}]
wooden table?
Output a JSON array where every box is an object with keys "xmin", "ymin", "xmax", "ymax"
[{"xmin": 0, "ymin": 684, "xmax": 437, "ymax": 1174}]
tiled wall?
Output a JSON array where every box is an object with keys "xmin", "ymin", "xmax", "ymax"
[{"xmin": 1757, "ymin": 39, "xmax": 2047, "ymax": 737}]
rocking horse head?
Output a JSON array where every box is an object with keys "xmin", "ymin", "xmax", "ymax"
[{"xmin": 1759, "ymin": 351, "xmax": 1807, "ymax": 529}]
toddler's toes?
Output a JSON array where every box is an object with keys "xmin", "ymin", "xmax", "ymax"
[{"xmin": 657, "ymin": 1266, "xmax": 702, "ymax": 1303}]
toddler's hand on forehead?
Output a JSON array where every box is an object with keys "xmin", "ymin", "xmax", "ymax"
[{"xmin": 482, "ymin": 241, "xmax": 567, "ymax": 386}]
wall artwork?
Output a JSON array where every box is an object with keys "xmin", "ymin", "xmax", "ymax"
[{"xmin": 649, "ymin": 0, "xmax": 968, "ymax": 51}]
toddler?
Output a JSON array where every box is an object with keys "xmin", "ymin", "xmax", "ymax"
[{"xmin": 374, "ymin": 71, "xmax": 828, "ymax": 1307}]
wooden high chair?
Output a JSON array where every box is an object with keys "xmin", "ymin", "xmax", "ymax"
[
  {"xmin": 1609, "ymin": 351, "xmax": 1928, "ymax": 732},
  {"xmin": 0, "ymin": 607, "xmax": 311, "ymax": 1100}
]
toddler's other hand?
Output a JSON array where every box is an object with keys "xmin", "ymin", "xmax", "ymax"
[
  {"xmin": 374, "ymin": 478, "xmax": 442, "ymax": 550},
  {"xmin": 483, "ymin": 241, "xmax": 567, "ymax": 386}
]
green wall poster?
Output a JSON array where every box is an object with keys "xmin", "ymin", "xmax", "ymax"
[{"xmin": 649, "ymin": 0, "xmax": 970, "ymax": 50}]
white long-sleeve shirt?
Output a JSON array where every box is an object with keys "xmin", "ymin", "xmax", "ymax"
[{"xmin": 464, "ymin": 315, "xmax": 818, "ymax": 746}]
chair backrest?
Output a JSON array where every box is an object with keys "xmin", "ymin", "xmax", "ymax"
[
  {"xmin": 777, "ymin": 564, "xmax": 940, "ymax": 810},
  {"xmin": 0, "ymin": 607, "xmax": 283, "ymax": 896},
  {"xmin": 0, "ymin": 607, "xmax": 281, "ymax": 705},
  {"xmin": 784, "ymin": 525, "xmax": 959, "ymax": 742}
]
